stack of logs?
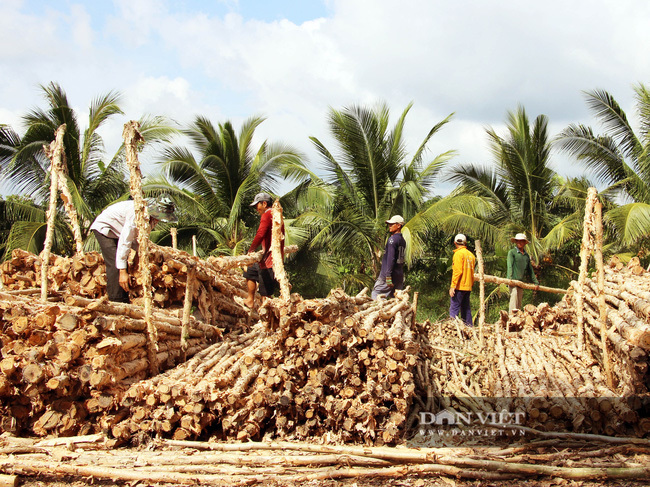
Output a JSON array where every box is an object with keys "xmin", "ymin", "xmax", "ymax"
[
  {"xmin": 0, "ymin": 243, "xmax": 295, "ymax": 328},
  {"xmin": 410, "ymin": 257, "xmax": 650, "ymax": 444},
  {"xmin": 107, "ymin": 288, "xmax": 420, "ymax": 445},
  {"xmin": 0, "ymin": 243, "xmax": 285, "ymax": 438},
  {"xmin": 564, "ymin": 256, "xmax": 650, "ymax": 396},
  {"xmin": 0, "ymin": 292, "xmax": 220, "ymax": 437}
]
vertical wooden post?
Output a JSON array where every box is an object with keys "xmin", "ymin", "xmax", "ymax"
[
  {"xmin": 475, "ymin": 240, "xmax": 485, "ymax": 347},
  {"xmin": 271, "ymin": 200, "xmax": 290, "ymax": 301},
  {"xmin": 171, "ymin": 227, "xmax": 178, "ymax": 250},
  {"xmin": 40, "ymin": 124, "xmax": 66, "ymax": 302},
  {"xmin": 192, "ymin": 235, "xmax": 197, "ymax": 257},
  {"xmin": 123, "ymin": 120, "xmax": 158, "ymax": 375},
  {"xmin": 574, "ymin": 187, "xmax": 598, "ymax": 351},
  {"xmin": 181, "ymin": 267, "xmax": 196, "ymax": 358},
  {"xmin": 594, "ymin": 200, "xmax": 613, "ymax": 388}
]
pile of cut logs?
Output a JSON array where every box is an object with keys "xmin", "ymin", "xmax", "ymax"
[
  {"xmin": 564, "ymin": 256, "xmax": 650, "ymax": 397},
  {"xmin": 0, "ymin": 244, "xmax": 289, "ymax": 328},
  {"xmin": 107, "ymin": 288, "xmax": 420, "ymax": 445},
  {"xmin": 0, "ymin": 291, "xmax": 220, "ymax": 437},
  {"xmin": 410, "ymin": 258, "xmax": 650, "ymax": 444}
]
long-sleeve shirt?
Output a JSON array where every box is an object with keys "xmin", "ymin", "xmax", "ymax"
[
  {"xmin": 249, "ymin": 208, "xmax": 284, "ymax": 269},
  {"xmin": 507, "ymin": 247, "xmax": 539, "ymax": 284},
  {"xmin": 378, "ymin": 232, "xmax": 406, "ymax": 280},
  {"xmin": 450, "ymin": 246, "xmax": 476, "ymax": 291},
  {"xmin": 89, "ymin": 200, "xmax": 139, "ymax": 270}
]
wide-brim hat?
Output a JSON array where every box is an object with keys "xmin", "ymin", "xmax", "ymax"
[
  {"xmin": 147, "ymin": 196, "xmax": 178, "ymax": 223},
  {"xmin": 511, "ymin": 233, "xmax": 529, "ymax": 243}
]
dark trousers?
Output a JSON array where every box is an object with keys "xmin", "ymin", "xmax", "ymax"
[
  {"xmin": 93, "ymin": 230, "xmax": 129, "ymax": 303},
  {"xmin": 450, "ymin": 290, "xmax": 472, "ymax": 326}
]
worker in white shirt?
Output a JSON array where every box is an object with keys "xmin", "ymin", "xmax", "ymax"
[{"xmin": 90, "ymin": 196, "xmax": 177, "ymax": 302}]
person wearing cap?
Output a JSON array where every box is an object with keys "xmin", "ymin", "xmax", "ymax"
[
  {"xmin": 90, "ymin": 196, "xmax": 177, "ymax": 303},
  {"xmin": 507, "ymin": 233, "xmax": 539, "ymax": 312},
  {"xmin": 371, "ymin": 215, "xmax": 407, "ymax": 300},
  {"xmin": 243, "ymin": 192, "xmax": 284, "ymax": 308},
  {"xmin": 449, "ymin": 233, "xmax": 476, "ymax": 326}
]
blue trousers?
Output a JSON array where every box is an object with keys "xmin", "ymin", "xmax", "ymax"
[{"xmin": 450, "ymin": 290, "xmax": 473, "ymax": 326}]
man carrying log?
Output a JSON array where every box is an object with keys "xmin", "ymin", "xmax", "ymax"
[
  {"xmin": 243, "ymin": 192, "xmax": 283, "ymax": 308},
  {"xmin": 90, "ymin": 196, "xmax": 177, "ymax": 303},
  {"xmin": 449, "ymin": 233, "xmax": 475, "ymax": 326},
  {"xmin": 507, "ymin": 232, "xmax": 539, "ymax": 312},
  {"xmin": 371, "ymin": 215, "xmax": 407, "ymax": 300}
]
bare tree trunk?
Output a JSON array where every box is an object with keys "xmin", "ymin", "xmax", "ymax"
[
  {"xmin": 40, "ymin": 124, "xmax": 66, "ymax": 302},
  {"xmin": 123, "ymin": 121, "xmax": 158, "ymax": 375}
]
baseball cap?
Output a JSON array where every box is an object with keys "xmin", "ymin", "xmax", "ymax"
[
  {"xmin": 250, "ymin": 192, "xmax": 273, "ymax": 206},
  {"xmin": 385, "ymin": 215, "xmax": 405, "ymax": 225},
  {"xmin": 454, "ymin": 233, "xmax": 467, "ymax": 244}
]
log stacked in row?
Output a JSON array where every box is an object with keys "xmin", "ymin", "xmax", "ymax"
[
  {"xmin": 106, "ymin": 288, "xmax": 419, "ymax": 446},
  {"xmin": 0, "ymin": 291, "xmax": 220, "ymax": 437},
  {"xmin": 564, "ymin": 256, "xmax": 650, "ymax": 395},
  {"xmin": 410, "ymin": 261, "xmax": 650, "ymax": 443}
]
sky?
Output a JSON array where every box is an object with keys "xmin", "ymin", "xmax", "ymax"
[{"xmin": 2, "ymin": 0, "xmax": 650, "ymax": 197}]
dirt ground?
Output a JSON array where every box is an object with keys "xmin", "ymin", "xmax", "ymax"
[{"xmin": 14, "ymin": 476, "xmax": 650, "ymax": 487}]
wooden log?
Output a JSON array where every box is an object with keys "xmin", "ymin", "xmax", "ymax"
[
  {"xmin": 472, "ymin": 274, "xmax": 565, "ymax": 294},
  {"xmin": 40, "ymin": 124, "xmax": 66, "ymax": 302}
]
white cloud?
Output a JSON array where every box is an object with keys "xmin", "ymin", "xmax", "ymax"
[{"xmin": 2, "ymin": 0, "xmax": 650, "ymax": 198}]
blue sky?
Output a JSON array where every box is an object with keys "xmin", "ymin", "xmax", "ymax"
[{"xmin": 2, "ymin": 0, "xmax": 650, "ymax": 197}]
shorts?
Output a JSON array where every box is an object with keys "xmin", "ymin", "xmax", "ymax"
[{"xmin": 243, "ymin": 263, "xmax": 278, "ymax": 297}]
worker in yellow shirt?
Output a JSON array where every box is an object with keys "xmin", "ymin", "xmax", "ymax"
[{"xmin": 449, "ymin": 233, "xmax": 476, "ymax": 326}]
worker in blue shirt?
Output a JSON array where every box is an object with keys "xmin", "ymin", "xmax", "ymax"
[{"xmin": 371, "ymin": 215, "xmax": 407, "ymax": 299}]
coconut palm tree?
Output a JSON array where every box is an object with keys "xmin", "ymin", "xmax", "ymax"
[
  {"xmin": 0, "ymin": 82, "xmax": 176, "ymax": 257},
  {"xmin": 150, "ymin": 115, "xmax": 308, "ymax": 256},
  {"xmin": 557, "ymin": 85, "xmax": 650, "ymax": 247},
  {"xmin": 298, "ymin": 102, "xmax": 455, "ymax": 289},
  {"xmin": 444, "ymin": 106, "xmax": 581, "ymax": 265}
]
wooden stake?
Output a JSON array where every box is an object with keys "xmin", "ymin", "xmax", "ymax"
[
  {"xmin": 171, "ymin": 227, "xmax": 178, "ymax": 250},
  {"xmin": 594, "ymin": 200, "xmax": 613, "ymax": 388},
  {"xmin": 40, "ymin": 124, "xmax": 66, "ymax": 302},
  {"xmin": 475, "ymin": 240, "xmax": 485, "ymax": 347},
  {"xmin": 192, "ymin": 235, "xmax": 197, "ymax": 257},
  {"xmin": 181, "ymin": 267, "xmax": 196, "ymax": 356},
  {"xmin": 123, "ymin": 120, "xmax": 158, "ymax": 375}
]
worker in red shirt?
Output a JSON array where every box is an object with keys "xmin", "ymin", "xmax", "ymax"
[{"xmin": 243, "ymin": 192, "xmax": 283, "ymax": 308}]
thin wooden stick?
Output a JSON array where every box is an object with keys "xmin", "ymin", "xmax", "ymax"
[
  {"xmin": 475, "ymin": 240, "xmax": 485, "ymax": 346},
  {"xmin": 181, "ymin": 267, "xmax": 196, "ymax": 356},
  {"xmin": 40, "ymin": 124, "xmax": 66, "ymax": 302}
]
